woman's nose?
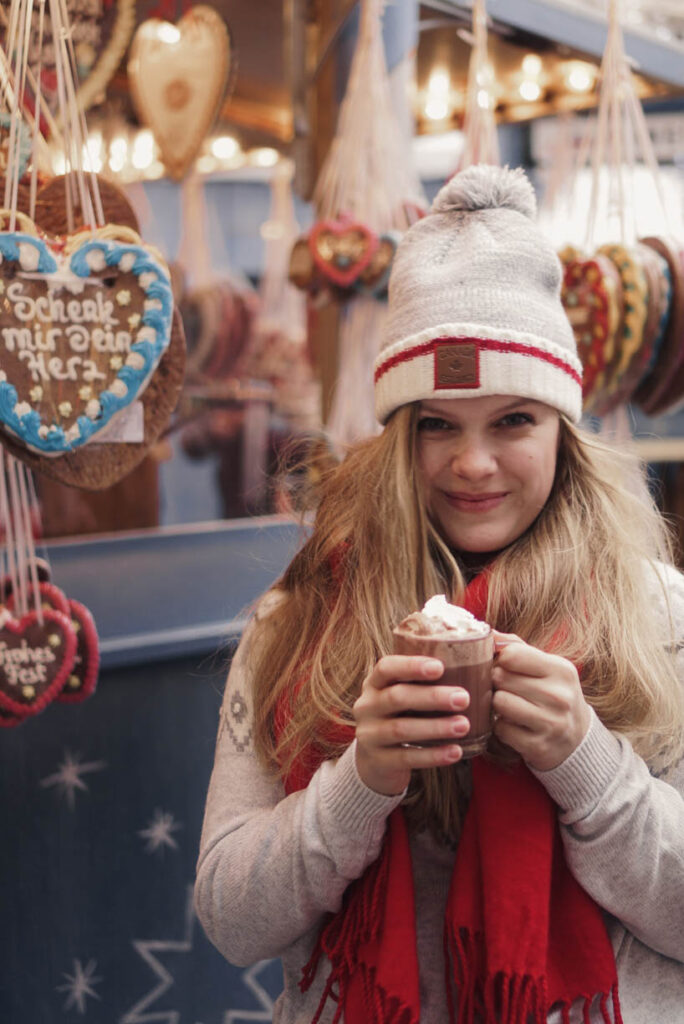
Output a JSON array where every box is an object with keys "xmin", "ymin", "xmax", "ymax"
[{"xmin": 449, "ymin": 439, "xmax": 497, "ymax": 480}]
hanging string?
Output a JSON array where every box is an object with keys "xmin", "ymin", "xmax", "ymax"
[
  {"xmin": 0, "ymin": 450, "xmax": 19, "ymax": 616},
  {"xmin": 6, "ymin": 453, "xmax": 29, "ymax": 618},
  {"xmin": 459, "ymin": 0, "xmax": 499, "ymax": 171},
  {"xmin": 29, "ymin": 0, "xmax": 46, "ymax": 220},
  {"xmin": 16, "ymin": 461, "xmax": 42, "ymax": 621},
  {"xmin": 584, "ymin": 0, "xmax": 668, "ymax": 252}
]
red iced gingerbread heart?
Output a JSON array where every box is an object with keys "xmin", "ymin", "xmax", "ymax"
[
  {"xmin": 0, "ymin": 608, "xmax": 77, "ymax": 718},
  {"xmin": 308, "ymin": 217, "xmax": 379, "ymax": 289},
  {"xmin": 57, "ymin": 599, "xmax": 99, "ymax": 704}
]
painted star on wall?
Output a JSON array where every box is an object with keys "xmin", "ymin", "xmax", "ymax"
[
  {"xmin": 40, "ymin": 750, "xmax": 107, "ymax": 811},
  {"xmin": 138, "ymin": 809, "xmax": 183, "ymax": 854},
  {"xmin": 57, "ymin": 958, "xmax": 103, "ymax": 1013}
]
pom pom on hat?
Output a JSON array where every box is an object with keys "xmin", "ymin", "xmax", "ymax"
[{"xmin": 431, "ymin": 164, "xmax": 537, "ymax": 220}]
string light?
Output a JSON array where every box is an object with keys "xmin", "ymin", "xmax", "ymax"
[
  {"xmin": 131, "ymin": 129, "xmax": 155, "ymax": 170},
  {"xmin": 252, "ymin": 147, "xmax": 279, "ymax": 168},
  {"xmin": 565, "ymin": 61, "xmax": 596, "ymax": 93},
  {"xmin": 211, "ymin": 135, "xmax": 240, "ymax": 160},
  {"xmin": 519, "ymin": 80, "xmax": 542, "ymax": 101},
  {"xmin": 424, "ymin": 66, "xmax": 453, "ymax": 122},
  {"xmin": 108, "ymin": 134, "xmax": 128, "ymax": 173}
]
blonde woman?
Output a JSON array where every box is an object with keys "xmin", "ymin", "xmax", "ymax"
[{"xmin": 195, "ymin": 166, "xmax": 684, "ymax": 1023}]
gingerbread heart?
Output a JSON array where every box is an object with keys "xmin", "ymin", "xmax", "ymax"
[
  {"xmin": 561, "ymin": 252, "xmax": 621, "ymax": 411},
  {"xmin": 128, "ymin": 6, "xmax": 232, "ymax": 181},
  {"xmin": 309, "ymin": 218, "xmax": 379, "ymax": 289},
  {"xmin": 56, "ymin": 599, "xmax": 99, "ymax": 704},
  {"xmin": 593, "ymin": 244, "xmax": 649, "ymax": 410},
  {"xmin": 599, "ymin": 244, "xmax": 672, "ymax": 414},
  {"xmin": 634, "ymin": 236, "xmax": 684, "ymax": 415},
  {"xmin": 0, "ymin": 221, "xmax": 173, "ymax": 454},
  {"xmin": 0, "ymin": 607, "xmax": 76, "ymax": 717},
  {"xmin": 0, "ymin": 307, "xmax": 186, "ymax": 490},
  {"xmin": 356, "ymin": 232, "xmax": 400, "ymax": 298}
]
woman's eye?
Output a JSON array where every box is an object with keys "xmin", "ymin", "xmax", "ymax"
[
  {"xmin": 497, "ymin": 412, "xmax": 534, "ymax": 428},
  {"xmin": 417, "ymin": 416, "xmax": 452, "ymax": 432}
]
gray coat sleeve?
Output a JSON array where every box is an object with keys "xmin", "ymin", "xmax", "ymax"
[
  {"xmin": 531, "ymin": 563, "xmax": 684, "ymax": 962},
  {"xmin": 194, "ymin": 597, "xmax": 404, "ymax": 967}
]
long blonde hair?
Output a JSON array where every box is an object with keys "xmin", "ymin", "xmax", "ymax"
[{"xmin": 250, "ymin": 405, "xmax": 684, "ymax": 836}]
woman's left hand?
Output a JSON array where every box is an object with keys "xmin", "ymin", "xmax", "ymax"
[{"xmin": 491, "ymin": 631, "xmax": 592, "ymax": 771}]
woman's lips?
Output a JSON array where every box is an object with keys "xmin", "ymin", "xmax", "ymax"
[{"xmin": 443, "ymin": 491, "xmax": 508, "ymax": 513}]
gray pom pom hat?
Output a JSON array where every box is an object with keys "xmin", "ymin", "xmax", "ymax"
[{"xmin": 373, "ymin": 165, "xmax": 583, "ymax": 424}]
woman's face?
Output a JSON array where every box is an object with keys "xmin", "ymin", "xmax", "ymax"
[{"xmin": 416, "ymin": 395, "xmax": 560, "ymax": 554}]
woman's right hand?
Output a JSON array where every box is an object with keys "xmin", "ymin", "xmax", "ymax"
[{"xmin": 352, "ymin": 656, "xmax": 471, "ymax": 795}]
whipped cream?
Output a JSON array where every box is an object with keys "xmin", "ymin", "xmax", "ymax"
[{"xmin": 416, "ymin": 594, "xmax": 489, "ymax": 637}]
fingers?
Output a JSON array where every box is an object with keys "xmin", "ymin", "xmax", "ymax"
[
  {"xmin": 366, "ymin": 655, "xmax": 444, "ymax": 690},
  {"xmin": 357, "ymin": 709, "xmax": 471, "ymax": 750},
  {"xmin": 360, "ymin": 741, "xmax": 465, "ymax": 774}
]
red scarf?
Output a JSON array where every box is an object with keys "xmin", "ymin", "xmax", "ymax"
[{"xmin": 278, "ymin": 573, "xmax": 623, "ymax": 1024}]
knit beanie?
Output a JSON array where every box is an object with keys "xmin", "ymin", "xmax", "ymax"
[{"xmin": 373, "ymin": 164, "xmax": 582, "ymax": 423}]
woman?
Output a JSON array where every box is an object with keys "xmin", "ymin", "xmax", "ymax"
[{"xmin": 195, "ymin": 165, "xmax": 684, "ymax": 1023}]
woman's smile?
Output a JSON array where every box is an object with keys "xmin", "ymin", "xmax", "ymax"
[{"xmin": 442, "ymin": 490, "xmax": 509, "ymax": 513}]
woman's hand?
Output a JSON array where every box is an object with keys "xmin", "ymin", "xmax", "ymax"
[
  {"xmin": 352, "ymin": 656, "xmax": 471, "ymax": 795},
  {"xmin": 491, "ymin": 631, "xmax": 592, "ymax": 771}
]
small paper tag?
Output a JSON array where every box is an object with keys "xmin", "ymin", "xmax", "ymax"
[
  {"xmin": 435, "ymin": 341, "xmax": 480, "ymax": 389},
  {"xmin": 91, "ymin": 401, "xmax": 145, "ymax": 444}
]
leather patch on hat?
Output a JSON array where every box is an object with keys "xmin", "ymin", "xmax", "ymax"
[{"xmin": 434, "ymin": 340, "xmax": 480, "ymax": 389}]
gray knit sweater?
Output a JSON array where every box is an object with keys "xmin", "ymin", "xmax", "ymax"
[{"xmin": 195, "ymin": 566, "xmax": 684, "ymax": 1022}]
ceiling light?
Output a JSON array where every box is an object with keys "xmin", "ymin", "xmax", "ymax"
[
  {"xmin": 565, "ymin": 61, "xmax": 596, "ymax": 93},
  {"xmin": 211, "ymin": 135, "xmax": 240, "ymax": 160},
  {"xmin": 519, "ymin": 80, "xmax": 542, "ymax": 102},
  {"xmin": 522, "ymin": 54, "xmax": 543, "ymax": 78},
  {"xmin": 252, "ymin": 147, "xmax": 279, "ymax": 167},
  {"xmin": 424, "ymin": 95, "xmax": 450, "ymax": 120}
]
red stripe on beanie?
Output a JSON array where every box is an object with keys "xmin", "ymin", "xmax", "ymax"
[{"xmin": 374, "ymin": 335, "xmax": 582, "ymax": 387}]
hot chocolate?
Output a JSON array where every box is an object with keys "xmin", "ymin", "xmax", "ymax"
[{"xmin": 393, "ymin": 595, "xmax": 494, "ymax": 757}]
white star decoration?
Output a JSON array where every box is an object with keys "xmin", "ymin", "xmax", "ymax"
[
  {"xmin": 40, "ymin": 750, "xmax": 107, "ymax": 810},
  {"xmin": 121, "ymin": 885, "xmax": 276, "ymax": 1024},
  {"xmin": 57, "ymin": 958, "xmax": 102, "ymax": 1013},
  {"xmin": 138, "ymin": 809, "xmax": 183, "ymax": 854}
]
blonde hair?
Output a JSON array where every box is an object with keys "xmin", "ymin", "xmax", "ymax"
[{"xmin": 250, "ymin": 406, "xmax": 684, "ymax": 838}]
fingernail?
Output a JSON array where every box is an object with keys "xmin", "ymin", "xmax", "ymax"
[
  {"xmin": 450, "ymin": 689, "xmax": 468, "ymax": 708},
  {"xmin": 423, "ymin": 659, "xmax": 443, "ymax": 676}
]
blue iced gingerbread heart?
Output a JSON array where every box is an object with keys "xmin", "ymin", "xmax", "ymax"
[{"xmin": 0, "ymin": 228, "xmax": 174, "ymax": 454}]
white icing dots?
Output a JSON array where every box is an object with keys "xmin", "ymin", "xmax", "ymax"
[
  {"xmin": 38, "ymin": 425, "xmax": 48, "ymax": 439},
  {"xmin": 128, "ymin": 313, "xmax": 141, "ymax": 329},
  {"xmin": 144, "ymin": 298, "xmax": 162, "ymax": 312},
  {"xmin": 58, "ymin": 401, "xmax": 72, "ymax": 417},
  {"xmin": 65, "ymin": 424, "xmax": 81, "ymax": 443},
  {"xmin": 85, "ymin": 399, "xmax": 101, "ymax": 420},
  {"xmin": 139, "ymin": 271, "xmax": 156, "ymax": 290},
  {"xmin": 110, "ymin": 355, "xmax": 123, "ymax": 370},
  {"xmin": 29, "ymin": 386, "xmax": 43, "ymax": 402},
  {"xmin": 14, "ymin": 401, "xmax": 31, "ymax": 417},
  {"xmin": 0, "ymin": 370, "xmax": 7, "ymax": 382},
  {"xmin": 137, "ymin": 327, "xmax": 156, "ymax": 345},
  {"xmin": 125, "ymin": 352, "xmax": 145, "ymax": 370},
  {"xmin": 116, "ymin": 290, "xmax": 131, "ymax": 306},
  {"xmin": 18, "ymin": 242, "xmax": 40, "ymax": 272},
  {"xmin": 79, "ymin": 385, "xmax": 92, "ymax": 400},
  {"xmin": 109, "ymin": 379, "xmax": 128, "ymax": 398},
  {"xmin": 85, "ymin": 248, "xmax": 106, "ymax": 272},
  {"xmin": 118, "ymin": 253, "xmax": 136, "ymax": 273}
]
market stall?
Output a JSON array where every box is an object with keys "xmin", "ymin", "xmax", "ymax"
[{"xmin": 3, "ymin": 0, "xmax": 684, "ymax": 1019}]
